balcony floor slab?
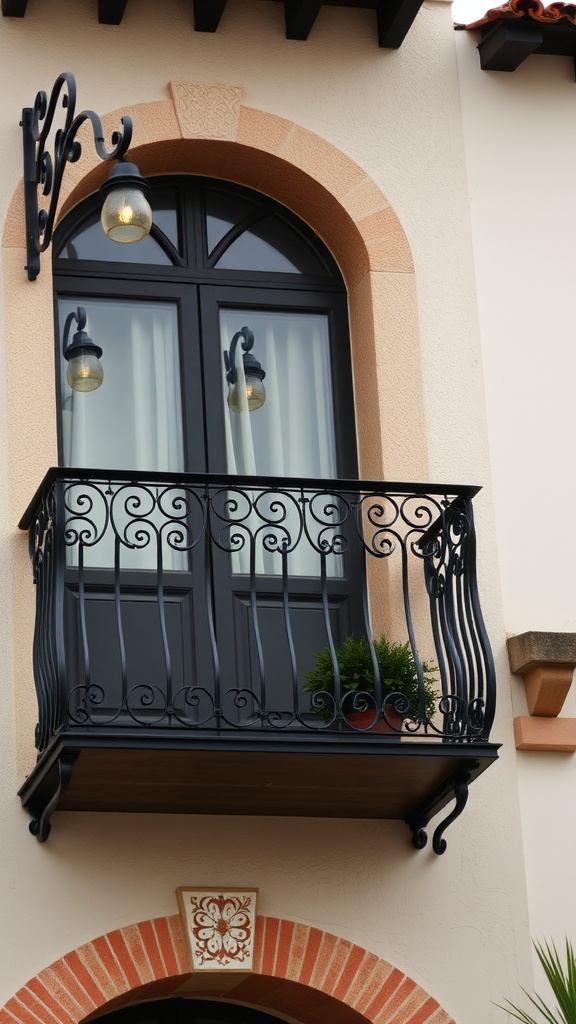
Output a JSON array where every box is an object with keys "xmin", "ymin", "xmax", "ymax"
[{"xmin": 19, "ymin": 734, "xmax": 499, "ymax": 847}]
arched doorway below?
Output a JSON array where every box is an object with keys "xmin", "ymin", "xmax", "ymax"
[{"xmin": 85, "ymin": 997, "xmax": 364, "ymax": 1024}]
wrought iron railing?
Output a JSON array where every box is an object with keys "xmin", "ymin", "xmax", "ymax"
[{"xmin": 20, "ymin": 469, "xmax": 496, "ymax": 752}]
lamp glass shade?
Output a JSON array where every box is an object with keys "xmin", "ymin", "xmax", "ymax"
[
  {"xmin": 101, "ymin": 186, "xmax": 153, "ymax": 243},
  {"xmin": 66, "ymin": 352, "xmax": 104, "ymax": 392},
  {"xmin": 227, "ymin": 372, "xmax": 266, "ymax": 413}
]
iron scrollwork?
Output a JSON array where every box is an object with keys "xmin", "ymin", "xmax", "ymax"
[
  {"xmin": 407, "ymin": 771, "xmax": 472, "ymax": 856},
  {"xmin": 24, "ymin": 474, "xmax": 496, "ymax": 745},
  {"xmin": 22, "ymin": 471, "xmax": 496, "ymax": 844},
  {"xmin": 22, "ymin": 71, "xmax": 132, "ymax": 279}
]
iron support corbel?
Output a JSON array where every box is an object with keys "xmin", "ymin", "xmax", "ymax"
[
  {"xmin": 407, "ymin": 770, "xmax": 472, "ymax": 855},
  {"xmin": 26, "ymin": 750, "xmax": 78, "ymax": 842},
  {"xmin": 432, "ymin": 772, "xmax": 470, "ymax": 854}
]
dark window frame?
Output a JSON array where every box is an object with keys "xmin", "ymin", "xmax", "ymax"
[{"xmin": 53, "ymin": 176, "xmax": 358, "ymax": 478}]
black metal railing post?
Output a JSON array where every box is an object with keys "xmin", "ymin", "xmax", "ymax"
[{"xmin": 28, "ymin": 478, "xmax": 68, "ymax": 751}]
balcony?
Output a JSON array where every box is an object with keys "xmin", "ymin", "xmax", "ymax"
[{"xmin": 18, "ymin": 470, "xmax": 499, "ymax": 852}]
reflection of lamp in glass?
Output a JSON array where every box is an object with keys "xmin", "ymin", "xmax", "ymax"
[
  {"xmin": 62, "ymin": 307, "xmax": 103, "ymax": 393},
  {"xmin": 223, "ymin": 326, "xmax": 266, "ymax": 412},
  {"xmin": 100, "ymin": 162, "xmax": 153, "ymax": 243}
]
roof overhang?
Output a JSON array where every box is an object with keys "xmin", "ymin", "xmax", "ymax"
[{"xmin": 2, "ymin": 0, "xmax": 425, "ymax": 48}]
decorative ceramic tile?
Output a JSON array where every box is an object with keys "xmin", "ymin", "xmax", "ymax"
[{"xmin": 177, "ymin": 887, "xmax": 258, "ymax": 971}]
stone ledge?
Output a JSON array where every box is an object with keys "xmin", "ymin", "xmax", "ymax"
[
  {"xmin": 507, "ymin": 631, "xmax": 576, "ymax": 675},
  {"xmin": 507, "ymin": 632, "xmax": 576, "ymax": 718},
  {"xmin": 514, "ymin": 716, "xmax": 576, "ymax": 752}
]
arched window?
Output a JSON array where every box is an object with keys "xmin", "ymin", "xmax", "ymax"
[
  {"xmin": 52, "ymin": 178, "xmax": 362, "ymax": 721},
  {"xmin": 53, "ymin": 177, "xmax": 358, "ymax": 481}
]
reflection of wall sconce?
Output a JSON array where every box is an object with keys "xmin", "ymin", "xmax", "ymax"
[
  {"xmin": 22, "ymin": 71, "xmax": 152, "ymax": 280},
  {"xmin": 223, "ymin": 326, "xmax": 266, "ymax": 412},
  {"xmin": 62, "ymin": 307, "xmax": 103, "ymax": 393}
]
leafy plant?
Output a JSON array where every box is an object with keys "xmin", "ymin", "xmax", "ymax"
[
  {"xmin": 304, "ymin": 634, "xmax": 437, "ymax": 723},
  {"xmin": 499, "ymin": 939, "xmax": 576, "ymax": 1024}
]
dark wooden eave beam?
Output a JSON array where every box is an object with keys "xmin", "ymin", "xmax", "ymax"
[
  {"xmin": 377, "ymin": 0, "xmax": 424, "ymax": 48},
  {"xmin": 477, "ymin": 21, "xmax": 543, "ymax": 71},
  {"xmin": 285, "ymin": 0, "xmax": 324, "ymax": 40},
  {"xmin": 193, "ymin": 0, "xmax": 228, "ymax": 32},
  {"xmin": 98, "ymin": 0, "xmax": 128, "ymax": 24},
  {"xmin": 1, "ymin": 0, "xmax": 28, "ymax": 15}
]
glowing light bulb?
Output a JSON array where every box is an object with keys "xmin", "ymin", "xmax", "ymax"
[
  {"xmin": 66, "ymin": 351, "xmax": 104, "ymax": 393},
  {"xmin": 118, "ymin": 200, "xmax": 134, "ymax": 225},
  {"xmin": 227, "ymin": 373, "xmax": 266, "ymax": 412},
  {"xmin": 100, "ymin": 170, "xmax": 153, "ymax": 243}
]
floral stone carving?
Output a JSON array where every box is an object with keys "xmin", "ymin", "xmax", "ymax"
[{"xmin": 177, "ymin": 888, "xmax": 258, "ymax": 971}]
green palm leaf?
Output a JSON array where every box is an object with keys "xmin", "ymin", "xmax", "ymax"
[{"xmin": 499, "ymin": 940, "xmax": 576, "ymax": 1024}]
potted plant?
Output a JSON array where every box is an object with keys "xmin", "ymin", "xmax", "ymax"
[{"xmin": 304, "ymin": 634, "xmax": 438, "ymax": 732}]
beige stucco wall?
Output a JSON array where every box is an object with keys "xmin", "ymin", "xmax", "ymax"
[
  {"xmin": 455, "ymin": 25, "xmax": 576, "ymax": 991},
  {"xmin": 0, "ymin": 3, "xmax": 533, "ymax": 1023}
]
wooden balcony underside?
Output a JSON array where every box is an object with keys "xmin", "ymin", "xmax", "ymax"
[{"xmin": 19, "ymin": 735, "xmax": 499, "ymax": 851}]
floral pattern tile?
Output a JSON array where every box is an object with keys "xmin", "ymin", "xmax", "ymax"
[{"xmin": 177, "ymin": 888, "xmax": 258, "ymax": 972}]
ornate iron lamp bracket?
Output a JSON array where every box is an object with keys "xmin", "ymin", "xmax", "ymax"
[{"xmin": 21, "ymin": 71, "xmax": 133, "ymax": 280}]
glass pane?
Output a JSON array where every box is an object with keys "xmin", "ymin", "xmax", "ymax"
[
  {"xmin": 59, "ymin": 297, "xmax": 183, "ymax": 472},
  {"xmin": 220, "ymin": 309, "xmax": 336, "ymax": 478},
  {"xmin": 59, "ymin": 297, "xmax": 185, "ymax": 569},
  {"xmin": 219, "ymin": 309, "xmax": 340, "ymax": 577},
  {"xmin": 58, "ymin": 189, "xmax": 179, "ymax": 264},
  {"xmin": 214, "ymin": 216, "xmax": 327, "ymax": 274},
  {"xmin": 205, "ymin": 190, "xmax": 257, "ymax": 254}
]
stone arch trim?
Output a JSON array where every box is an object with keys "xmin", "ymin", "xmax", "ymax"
[
  {"xmin": 2, "ymin": 80, "xmax": 428, "ymax": 556},
  {"xmin": 0, "ymin": 916, "xmax": 454, "ymax": 1024},
  {"xmin": 3, "ymin": 83, "xmax": 413, "ymax": 292}
]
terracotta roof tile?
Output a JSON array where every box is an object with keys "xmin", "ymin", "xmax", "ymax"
[{"xmin": 458, "ymin": 0, "xmax": 576, "ymax": 30}]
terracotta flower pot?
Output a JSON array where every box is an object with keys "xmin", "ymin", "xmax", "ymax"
[{"xmin": 346, "ymin": 708, "xmax": 403, "ymax": 733}]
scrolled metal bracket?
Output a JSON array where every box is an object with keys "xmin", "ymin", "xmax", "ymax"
[
  {"xmin": 406, "ymin": 770, "xmax": 471, "ymax": 855},
  {"xmin": 26, "ymin": 751, "xmax": 78, "ymax": 842},
  {"xmin": 22, "ymin": 71, "xmax": 133, "ymax": 280},
  {"xmin": 432, "ymin": 773, "xmax": 470, "ymax": 854},
  {"xmin": 408, "ymin": 817, "xmax": 429, "ymax": 851}
]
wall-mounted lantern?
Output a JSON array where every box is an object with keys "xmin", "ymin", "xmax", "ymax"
[
  {"xmin": 22, "ymin": 71, "xmax": 152, "ymax": 280},
  {"xmin": 62, "ymin": 306, "xmax": 103, "ymax": 393},
  {"xmin": 223, "ymin": 326, "xmax": 266, "ymax": 412}
]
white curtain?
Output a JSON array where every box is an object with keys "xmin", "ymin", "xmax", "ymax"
[
  {"xmin": 220, "ymin": 310, "xmax": 342, "ymax": 577},
  {"xmin": 60, "ymin": 298, "xmax": 185, "ymax": 570}
]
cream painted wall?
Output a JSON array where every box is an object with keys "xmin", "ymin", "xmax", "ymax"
[
  {"xmin": 455, "ymin": 35, "xmax": 576, "ymax": 637},
  {"xmin": 455, "ymin": 24, "xmax": 576, "ymax": 994},
  {"xmin": 0, "ymin": 3, "xmax": 534, "ymax": 1024}
]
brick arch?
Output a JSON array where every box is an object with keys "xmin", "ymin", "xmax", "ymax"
[{"xmin": 0, "ymin": 916, "xmax": 453, "ymax": 1024}]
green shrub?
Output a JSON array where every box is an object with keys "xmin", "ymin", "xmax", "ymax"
[{"xmin": 304, "ymin": 634, "xmax": 437, "ymax": 723}]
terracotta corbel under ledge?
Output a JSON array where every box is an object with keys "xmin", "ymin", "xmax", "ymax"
[{"xmin": 507, "ymin": 631, "xmax": 576, "ymax": 751}]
